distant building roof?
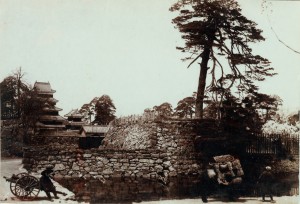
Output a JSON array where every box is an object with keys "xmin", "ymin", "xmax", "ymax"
[
  {"xmin": 65, "ymin": 109, "xmax": 83, "ymax": 118},
  {"xmin": 39, "ymin": 115, "xmax": 66, "ymax": 121},
  {"xmin": 36, "ymin": 122, "xmax": 65, "ymax": 129},
  {"xmin": 34, "ymin": 82, "xmax": 56, "ymax": 94},
  {"xmin": 79, "ymin": 125, "xmax": 109, "ymax": 136},
  {"xmin": 67, "ymin": 121, "xmax": 86, "ymax": 126},
  {"xmin": 43, "ymin": 107, "xmax": 63, "ymax": 112},
  {"xmin": 48, "ymin": 98, "xmax": 58, "ymax": 103}
]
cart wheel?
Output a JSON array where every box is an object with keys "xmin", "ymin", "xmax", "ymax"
[
  {"xmin": 15, "ymin": 175, "xmax": 40, "ymax": 200},
  {"xmin": 10, "ymin": 173, "xmax": 29, "ymax": 196}
]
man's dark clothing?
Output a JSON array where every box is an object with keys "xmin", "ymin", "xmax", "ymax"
[
  {"xmin": 40, "ymin": 168, "xmax": 58, "ymax": 200},
  {"xmin": 258, "ymin": 169, "xmax": 274, "ymax": 201}
]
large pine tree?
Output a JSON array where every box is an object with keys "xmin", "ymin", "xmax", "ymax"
[{"xmin": 170, "ymin": 0, "xmax": 276, "ymax": 118}]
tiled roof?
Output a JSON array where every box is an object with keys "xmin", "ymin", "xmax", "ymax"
[
  {"xmin": 34, "ymin": 82, "xmax": 56, "ymax": 94},
  {"xmin": 43, "ymin": 107, "xmax": 63, "ymax": 112},
  {"xmin": 67, "ymin": 121, "xmax": 86, "ymax": 126},
  {"xmin": 39, "ymin": 115, "xmax": 66, "ymax": 121},
  {"xmin": 64, "ymin": 109, "xmax": 83, "ymax": 118},
  {"xmin": 36, "ymin": 122, "xmax": 65, "ymax": 129},
  {"xmin": 48, "ymin": 98, "xmax": 58, "ymax": 103},
  {"xmin": 80, "ymin": 125, "xmax": 109, "ymax": 134}
]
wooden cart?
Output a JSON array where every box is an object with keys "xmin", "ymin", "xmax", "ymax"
[{"xmin": 3, "ymin": 173, "xmax": 40, "ymax": 200}]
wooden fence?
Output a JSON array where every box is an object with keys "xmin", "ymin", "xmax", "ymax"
[{"xmin": 246, "ymin": 133, "xmax": 299, "ymax": 156}]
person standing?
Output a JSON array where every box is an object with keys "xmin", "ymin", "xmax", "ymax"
[{"xmin": 258, "ymin": 166, "xmax": 275, "ymax": 202}]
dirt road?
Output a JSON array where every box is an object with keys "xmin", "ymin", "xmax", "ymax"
[
  {"xmin": 0, "ymin": 158, "xmax": 77, "ymax": 203},
  {"xmin": 1, "ymin": 158, "xmax": 298, "ymax": 204},
  {"xmin": 135, "ymin": 196, "xmax": 299, "ymax": 204}
]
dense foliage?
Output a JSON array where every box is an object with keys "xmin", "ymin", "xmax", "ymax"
[
  {"xmin": 175, "ymin": 96, "xmax": 195, "ymax": 118},
  {"xmin": 94, "ymin": 95, "xmax": 116, "ymax": 125},
  {"xmin": 153, "ymin": 102, "xmax": 173, "ymax": 118},
  {"xmin": 1, "ymin": 69, "xmax": 29, "ymax": 119},
  {"xmin": 262, "ymin": 111, "xmax": 300, "ymax": 134},
  {"xmin": 1, "ymin": 68, "xmax": 45, "ymax": 142}
]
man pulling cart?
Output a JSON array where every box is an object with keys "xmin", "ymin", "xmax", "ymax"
[{"xmin": 3, "ymin": 165, "xmax": 66, "ymax": 201}]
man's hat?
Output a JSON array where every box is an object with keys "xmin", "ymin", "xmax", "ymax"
[
  {"xmin": 46, "ymin": 165, "xmax": 54, "ymax": 170},
  {"xmin": 266, "ymin": 166, "xmax": 271, "ymax": 170}
]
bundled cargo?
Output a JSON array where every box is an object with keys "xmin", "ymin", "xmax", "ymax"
[
  {"xmin": 207, "ymin": 154, "xmax": 244, "ymax": 185},
  {"xmin": 200, "ymin": 154, "xmax": 244, "ymax": 203}
]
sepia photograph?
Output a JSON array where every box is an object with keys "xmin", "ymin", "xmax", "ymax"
[{"xmin": 0, "ymin": 0, "xmax": 299, "ymax": 203}]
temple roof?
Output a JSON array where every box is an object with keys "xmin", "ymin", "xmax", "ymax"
[
  {"xmin": 47, "ymin": 98, "xmax": 58, "ymax": 103},
  {"xmin": 43, "ymin": 107, "xmax": 63, "ymax": 112},
  {"xmin": 80, "ymin": 125, "xmax": 109, "ymax": 135},
  {"xmin": 39, "ymin": 115, "xmax": 66, "ymax": 121},
  {"xmin": 65, "ymin": 109, "xmax": 84, "ymax": 118},
  {"xmin": 36, "ymin": 122, "xmax": 65, "ymax": 129},
  {"xmin": 34, "ymin": 82, "xmax": 56, "ymax": 94},
  {"xmin": 67, "ymin": 121, "xmax": 86, "ymax": 126}
]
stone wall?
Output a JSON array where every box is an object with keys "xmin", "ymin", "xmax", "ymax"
[
  {"xmin": 58, "ymin": 176, "xmax": 201, "ymax": 202},
  {"xmin": 27, "ymin": 134, "xmax": 79, "ymax": 146},
  {"xmin": 23, "ymin": 119, "xmax": 210, "ymax": 178},
  {"xmin": 23, "ymin": 147, "xmax": 201, "ymax": 179}
]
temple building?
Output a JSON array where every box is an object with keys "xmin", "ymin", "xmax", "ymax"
[
  {"xmin": 34, "ymin": 82, "xmax": 65, "ymax": 131},
  {"xmin": 64, "ymin": 109, "xmax": 86, "ymax": 130}
]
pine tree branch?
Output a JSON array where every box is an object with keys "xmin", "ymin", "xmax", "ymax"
[{"xmin": 267, "ymin": 14, "xmax": 300, "ymax": 54}]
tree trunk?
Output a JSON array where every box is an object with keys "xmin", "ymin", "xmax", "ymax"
[{"xmin": 195, "ymin": 45, "xmax": 212, "ymax": 119}]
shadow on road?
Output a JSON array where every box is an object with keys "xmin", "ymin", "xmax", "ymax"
[{"xmin": 208, "ymin": 197, "xmax": 259, "ymax": 203}]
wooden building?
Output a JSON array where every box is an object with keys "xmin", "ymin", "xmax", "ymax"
[
  {"xmin": 64, "ymin": 109, "xmax": 86, "ymax": 130},
  {"xmin": 34, "ymin": 82, "xmax": 65, "ymax": 130},
  {"xmin": 78, "ymin": 125, "xmax": 109, "ymax": 149}
]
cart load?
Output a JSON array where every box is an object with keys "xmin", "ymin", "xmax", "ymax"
[{"xmin": 207, "ymin": 154, "xmax": 244, "ymax": 186}]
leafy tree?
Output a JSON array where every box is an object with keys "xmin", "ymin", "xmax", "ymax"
[
  {"xmin": 1, "ymin": 68, "xmax": 28, "ymax": 119},
  {"xmin": 153, "ymin": 102, "xmax": 173, "ymax": 117},
  {"xmin": 18, "ymin": 88, "xmax": 45, "ymax": 142},
  {"xmin": 1, "ymin": 69, "xmax": 45, "ymax": 143},
  {"xmin": 203, "ymin": 99, "xmax": 219, "ymax": 119},
  {"xmin": 203, "ymin": 91, "xmax": 281, "ymax": 133},
  {"xmin": 94, "ymin": 95, "xmax": 116, "ymax": 125},
  {"xmin": 288, "ymin": 112, "xmax": 300, "ymax": 126},
  {"xmin": 1, "ymin": 76, "xmax": 18, "ymax": 119},
  {"xmin": 219, "ymin": 92, "xmax": 263, "ymax": 134},
  {"xmin": 79, "ymin": 103, "xmax": 95, "ymax": 124},
  {"xmin": 263, "ymin": 110, "xmax": 300, "ymax": 134},
  {"xmin": 252, "ymin": 93, "xmax": 282, "ymax": 122},
  {"xmin": 170, "ymin": 0, "xmax": 276, "ymax": 118},
  {"xmin": 175, "ymin": 96, "xmax": 195, "ymax": 118},
  {"xmin": 144, "ymin": 108, "xmax": 152, "ymax": 113}
]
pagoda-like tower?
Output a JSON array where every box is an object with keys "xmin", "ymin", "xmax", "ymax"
[
  {"xmin": 34, "ymin": 82, "xmax": 65, "ymax": 130},
  {"xmin": 64, "ymin": 109, "xmax": 86, "ymax": 130}
]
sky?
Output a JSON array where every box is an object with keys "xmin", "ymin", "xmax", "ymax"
[{"xmin": 0, "ymin": 0, "xmax": 299, "ymax": 117}]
